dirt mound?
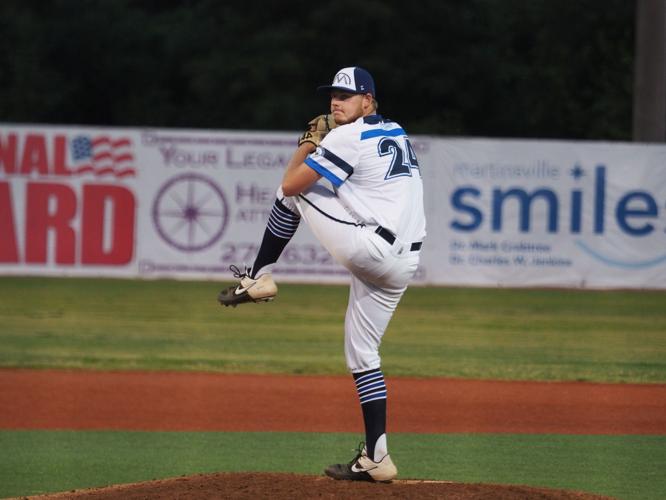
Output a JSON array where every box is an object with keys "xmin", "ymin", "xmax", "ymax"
[{"xmin": 22, "ymin": 472, "xmax": 615, "ymax": 500}]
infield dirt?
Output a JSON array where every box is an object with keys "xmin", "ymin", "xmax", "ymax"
[{"xmin": 2, "ymin": 369, "xmax": 664, "ymax": 434}]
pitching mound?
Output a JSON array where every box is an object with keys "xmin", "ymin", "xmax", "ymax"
[{"xmin": 23, "ymin": 472, "xmax": 615, "ymax": 500}]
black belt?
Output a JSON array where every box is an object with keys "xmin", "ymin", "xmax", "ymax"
[{"xmin": 375, "ymin": 226, "xmax": 422, "ymax": 252}]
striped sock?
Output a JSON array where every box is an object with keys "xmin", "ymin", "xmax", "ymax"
[
  {"xmin": 250, "ymin": 199, "xmax": 300, "ymax": 278},
  {"xmin": 353, "ymin": 368, "xmax": 387, "ymax": 461},
  {"xmin": 355, "ymin": 369, "xmax": 387, "ymax": 404},
  {"xmin": 266, "ymin": 198, "xmax": 301, "ymax": 239}
]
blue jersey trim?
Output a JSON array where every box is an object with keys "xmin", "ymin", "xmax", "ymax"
[
  {"xmin": 320, "ymin": 147, "xmax": 354, "ymax": 175},
  {"xmin": 304, "ymin": 157, "xmax": 343, "ymax": 187},
  {"xmin": 363, "ymin": 114, "xmax": 384, "ymax": 124},
  {"xmin": 360, "ymin": 127, "xmax": 406, "ymax": 140}
]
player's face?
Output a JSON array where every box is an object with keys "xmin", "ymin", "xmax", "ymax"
[{"xmin": 330, "ymin": 91, "xmax": 373, "ymax": 124}]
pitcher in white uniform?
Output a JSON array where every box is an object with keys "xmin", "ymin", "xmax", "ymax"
[{"xmin": 218, "ymin": 66, "xmax": 426, "ymax": 482}]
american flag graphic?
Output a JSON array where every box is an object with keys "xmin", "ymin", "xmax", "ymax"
[{"xmin": 70, "ymin": 136, "xmax": 136, "ymax": 177}]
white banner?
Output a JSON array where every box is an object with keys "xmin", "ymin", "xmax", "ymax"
[
  {"xmin": 1, "ymin": 124, "xmax": 665, "ymax": 288},
  {"xmin": 430, "ymin": 138, "xmax": 666, "ymax": 288}
]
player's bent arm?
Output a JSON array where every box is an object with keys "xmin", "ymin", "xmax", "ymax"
[{"xmin": 282, "ymin": 143, "xmax": 321, "ymax": 196}]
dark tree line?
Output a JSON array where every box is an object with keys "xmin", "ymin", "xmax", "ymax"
[{"xmin": 0, "ymin": 0, "xmax": 635, "ymax": 140}]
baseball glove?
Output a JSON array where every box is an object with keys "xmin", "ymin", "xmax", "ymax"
[{"xmin": 298, "ymin": 114, "xmax": 337, "ymax": 148}]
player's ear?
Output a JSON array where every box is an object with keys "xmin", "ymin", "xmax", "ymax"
[{"xmin": 362, "ymin": 93, "xmax": 374, "ymax": 111}]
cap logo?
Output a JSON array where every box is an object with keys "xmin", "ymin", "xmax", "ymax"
[{"xmin": 334, "ymin": 72, "xmax": 352, "ymax": 85}]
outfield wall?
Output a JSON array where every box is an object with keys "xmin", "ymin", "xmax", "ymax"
[{"xmin": 1, "ymin": 123, "xmax": 665, "ymax": 288}]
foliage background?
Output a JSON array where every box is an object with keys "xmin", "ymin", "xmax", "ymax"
[{"xmin": 0, "ymin": 0, "xmax": 635, "ymax": 140}]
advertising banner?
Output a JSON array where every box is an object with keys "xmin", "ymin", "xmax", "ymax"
[
  {"xmin": 430, "ymin": 139, "xmax": 666, "ymax": 288},
  {"xmin": 0, "ymin": 124, "xmax": 352, "ymax": 283},
  {"xmin": 135, "ymin": 128, "xmax": 351, "ymax": 283},
  {"xmin": 1, "ymin": 124, "xmax": 665, "ymax": 288},
  {"xmin": 0, "ymin": 126, "xmax": 139, "ymax": 277}
]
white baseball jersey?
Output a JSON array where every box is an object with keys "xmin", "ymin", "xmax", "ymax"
[{"xmin": 304, "ymin": 114, "xmax": 426, "ymax": 245}]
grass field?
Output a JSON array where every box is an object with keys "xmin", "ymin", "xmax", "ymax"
[
  {"xmin": 1, "ymin": 276, "xmax": 665, "ymax": 499},
  {"xmin": 1, "ymin": 276, "xmax": 665, "ymax": 382},
  {"xmin": 2, "ymin": 431, "xmax": 665, "ymax": 499}
]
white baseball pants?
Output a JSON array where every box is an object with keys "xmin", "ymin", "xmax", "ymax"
[{"xmin": 280, "ymin": 183, "xmax": 420, "ymax": 373}]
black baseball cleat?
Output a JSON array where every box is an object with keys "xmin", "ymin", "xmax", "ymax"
[
  {"xmin": 218, "ymin": 265, "xmax": 278, "ymax": 307},
  {"xmin": 324, "ymin": 442, "xmax": 398, "ymax": 482}
]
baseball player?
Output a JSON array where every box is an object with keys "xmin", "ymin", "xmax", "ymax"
[{"xmin": 219, "ymin": 66, "xmax": 426, "ymax": 482}]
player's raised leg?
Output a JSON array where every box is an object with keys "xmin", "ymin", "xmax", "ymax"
[
  {"xmin": 218, "ymin": 122, "xmax": 333, "ymax": 308},
  {"xmin": 217, "ymin": 189, "xmax": 300, "ymax": 307}
]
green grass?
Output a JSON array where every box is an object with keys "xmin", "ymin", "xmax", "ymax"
[
  {"xmin": 1, "ymin": 276, "xmax": 665, "ymax": 382},
  {"xmin": 0, "ymin": 430, "xmax": 663, "ymax": 500}
]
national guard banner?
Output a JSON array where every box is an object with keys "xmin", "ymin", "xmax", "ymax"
[{"xmin": 1, "ymin": 124, "xmax": 665, "ymax": 288}]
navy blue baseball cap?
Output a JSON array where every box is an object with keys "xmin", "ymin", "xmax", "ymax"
[{"xmin": 317, "ymin": 67, "xmax": 376, "ymax": 97}]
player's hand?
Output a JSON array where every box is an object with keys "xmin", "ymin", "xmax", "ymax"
[{"xmin": 297, "ymin": 114, "xmax": 338, "ymax": 148}]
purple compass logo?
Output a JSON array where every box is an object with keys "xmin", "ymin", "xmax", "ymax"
[{"xmin": 152, "ymin": 173, "xmax": 229, "ymax": 252}]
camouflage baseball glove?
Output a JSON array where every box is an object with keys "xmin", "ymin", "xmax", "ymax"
[{"xmin": 298, "ymin": 114, "xmax": 338, "ymax": 148}]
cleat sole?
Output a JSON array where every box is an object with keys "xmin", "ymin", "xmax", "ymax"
[{"xmin": 219, "ymin": 296, "xmax": 275, "ymax": 307}]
